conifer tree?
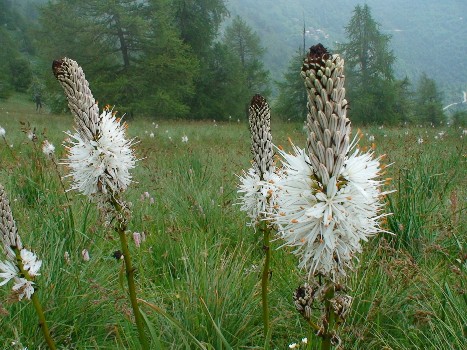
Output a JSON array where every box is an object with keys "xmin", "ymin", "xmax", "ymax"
[
  {"xmin": 339, "ymin": 4, "xmax": 408, "ymax": 124},
  {"xmin": 223, "ymin": 15, "xmax": 270, "ymax": 97},
  {"xmin": 415, "ymin": 73, "xmax": 445, "ymax": 125}
]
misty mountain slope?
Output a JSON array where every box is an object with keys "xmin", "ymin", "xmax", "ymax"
[{"xmin": 225, "ymin": 0, "xmax": 467, "ymax": 102}]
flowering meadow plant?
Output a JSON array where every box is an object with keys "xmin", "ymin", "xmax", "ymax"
[
  {"xmin": 53, "ymin": 58, "xmax": 148, "ymax": 349},
  {"xmin": 0, "ymin": 185, "xmax": 56, "ymax": 349},
  {"xmin": 273, "ymin": 44, "xmax": 390, "ymax": 281},
  {"xmin": 249, "ymin": 44, "xmax": 392, "ymax": 348},
  {"xmin": 52, "ymin": 58, "xmax": 136, "ymax": 205},
  {"xmin": 238, "ymin": 94, "xmax": 279, "ymax": 226}
]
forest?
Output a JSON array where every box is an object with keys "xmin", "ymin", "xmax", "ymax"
[{"xmin": 1, "ymin": 0, "xmax": 466, "ymax": 124}]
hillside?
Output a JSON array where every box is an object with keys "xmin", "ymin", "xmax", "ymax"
[{"xmin": 225, "ymin": 0, "xmax": 467, "ymax": 104}]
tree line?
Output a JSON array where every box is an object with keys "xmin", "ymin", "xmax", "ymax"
[
  {"xmin": 1, "ymin": 0, "xmax": 269, "ymax": 120},
  {"xmin": 276, "ymin": 4, "xmax": 460, "ymax": 126},
  {"xmin": 2, "ymin": 1, "xmax": 461, "ymax": 125}
]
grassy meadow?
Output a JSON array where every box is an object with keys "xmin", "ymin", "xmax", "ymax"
[{"xmin": 0, "ymin": 94, "xmax": 465, "ymax": 349}]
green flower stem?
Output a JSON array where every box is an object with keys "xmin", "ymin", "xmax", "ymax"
[
  {"xmin": 50, "ymin": 157, "xmax": 75, "ymax": 246},
  {"xmin": 2, "ymin": 136, "xmax": 17, "ymax": 161},
  {"xmin": 31, "ymin": 293, "xmax": 57, "ymax": 350},
  {"xmin": 306, "ymin": 318, "xmax": 321, "ymax": 333},
  {"xmin": 113, "ymin": 200, "xmax": 149, "ymax": 350},
  {"xmin": 14, "ymin": 249, "xmax": 57, "ymax": 350},
  {"xmin": 260, "ymin": 220, "xmax": 271, "ymax": 338},
  {"xmin": 321, "ymin": 284, "xmax": 336, "ymax": 350}
]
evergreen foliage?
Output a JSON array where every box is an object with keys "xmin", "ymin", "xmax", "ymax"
[
  {"xmin": 274, "ymin": 50, "xmax": 307, "ymax": 121},
  {"xmin": 223, "ymin": 15, "xmax": 270, "ymax": 97},
  {"xmin": 0, "ymin": 1, "xmax": 33, "ymax": 98},
  {"xmin": 189, "ymin": 42, "xmax": 249, "ymax": 120},
  {"xmin": 339, "ymin": 4, "xmax": 411, "ymax": 125},
  {"xmin": 415, "ymin": 73, "xmax": 445, "ymax": 125},
  {"xmin": 38, "ymin": 0, "xmax": 198, "ymax": 117}
]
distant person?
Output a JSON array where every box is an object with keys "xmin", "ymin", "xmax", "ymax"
[{"xmin": 34, "ymin": 92, "xmax": 42, "ymax": 113}]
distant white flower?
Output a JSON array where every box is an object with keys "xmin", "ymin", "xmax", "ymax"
[
  {"xmin": 149, "ymin": 132, "xmax": 155, "ymax": 138},
  {"xmin": 0, "ymin": 126, "xmax": 5, "ymax": 137},
  {"xmin": 81, "ymin": 249, "xmax": 90, "ymax": 261},
  {"xmin": 368, "ymin": 135, "xmax": 375, "ymax": 142},
  {"xmin": 133, "ymin": 232, "xmax": 141, "ymax": 248},
  {"xmin": 12, "ymin": 277, "xmax": 35, "ymax": 300},
  {"xmin": 301, "ymin": 338, "xmax": 308, "ymax": 344},
  {"xmin": 0, "ymin": 260, "xmax": 18, "ymax": 286},
  {"xmin": 27, "ymin": 130, "xmax": 35, "ymax": 141},
  {"xmin": 289, "ymin": 343, "xmax": 298, "ymax": 349},
  {"xmin": 155, "ymin": 124, "xmax": 159, "ymax": 129},
  {"xmin": 20, "ymin": 249, "xmax": 41, "ymax": 277},
  {"xmin": 181, "ymin": 135, "xmax": 188, "ymax": 143},
  {"xmin": 64, "ymin": 251, "xmax": 71, "ymax": 264},
  {"xmin": 417, "ymin": 137, "xmax": 424, "ymax": 144},
  {"xmin": 42, "ymin": 140, "xmax": 55, "ymax": 157}
]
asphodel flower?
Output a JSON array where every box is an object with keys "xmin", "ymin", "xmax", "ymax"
[
  {"xmin": 53, "ymin": 58, "xmax": 136, "ymax": 203},
  {"xmin": 0, "ymin": 185, "xmax": 41, "ymax": 300},
  {"xmin": 273, "ymin": 44, "xmax": 390, "ymax": 280},
  {"xmin": 0, "ymin": 185, "xmax": 22, "ymax": 260},
  {"xmin": 301, "ymin": 43, "xmax": 350, "ymax": 184},
  {"xmin": 238, "ymin": 94, "xmax": 279, "ymax": 225}
]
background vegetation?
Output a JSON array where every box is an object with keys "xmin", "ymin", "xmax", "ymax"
[
  {"xmin": 0, "ymin": 95, "xmax": 465, "ymax": 349},
  {"xmin": 1, "ymin": 0, "xmax": 466, "ymax": 124}
]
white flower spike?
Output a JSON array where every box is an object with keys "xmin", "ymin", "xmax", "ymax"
[
  {"xmin": 273, "ymin": 44, "xmax": 391, "ymax": 280},
  {"xmin": 53, "ymin": 58, "xmax": 136, "ymax": 203}
]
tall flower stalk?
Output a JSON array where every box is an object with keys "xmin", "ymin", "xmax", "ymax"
[
  {"xmin": 52, "ymin": 58, "xmax": 148, "ymax": 349},
  {"xmin": 273, "ymin": 44, "xmax": 391, "ymax": 348},
  {"xmin": 0, "ymin": 185, "xmax": 57, "ymax": 350},
  {"xmin": 238, "ymin": 94, "xmax": 277, "ymax": 339}
]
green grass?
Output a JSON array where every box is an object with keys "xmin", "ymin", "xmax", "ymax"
[{"xmin": 0, "ymin": 94, "xmax": 466, "ymax": 349}]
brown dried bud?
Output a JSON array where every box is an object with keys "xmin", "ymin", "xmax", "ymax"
[{"xmin": 293, "ymin": 283, "xmax": 319, "ymax": 320}]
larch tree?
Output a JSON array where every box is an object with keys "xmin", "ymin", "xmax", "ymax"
[
  {"xmin": 223, "ymin": 15, "xmax": 270, "ymax": 97},
  {"xmin": 38, "ymin": 0, "xmax": 197, "ymax": 118},
  {"xmin": 339, "ymin": 4, "xmax": 407, "ymax": 125}
]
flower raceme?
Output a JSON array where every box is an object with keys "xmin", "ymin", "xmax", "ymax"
[
  {"xmin": 238, "ymin": 94, "xmax": 279, "ymax": 225},
  {"xmin": 272, "ymin": 45, "xmax": 390, "ymax": 280},
  {"xmin": 0, "ymin": 185, "xmax": 42, "ymax": 300},
  {"xmin": 274, "ymin": 140, "xmax": 389, "ymax": 279},
  {"xmin": 52, "ymin": 58, "xmax": 136, "ymax": 202}
]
